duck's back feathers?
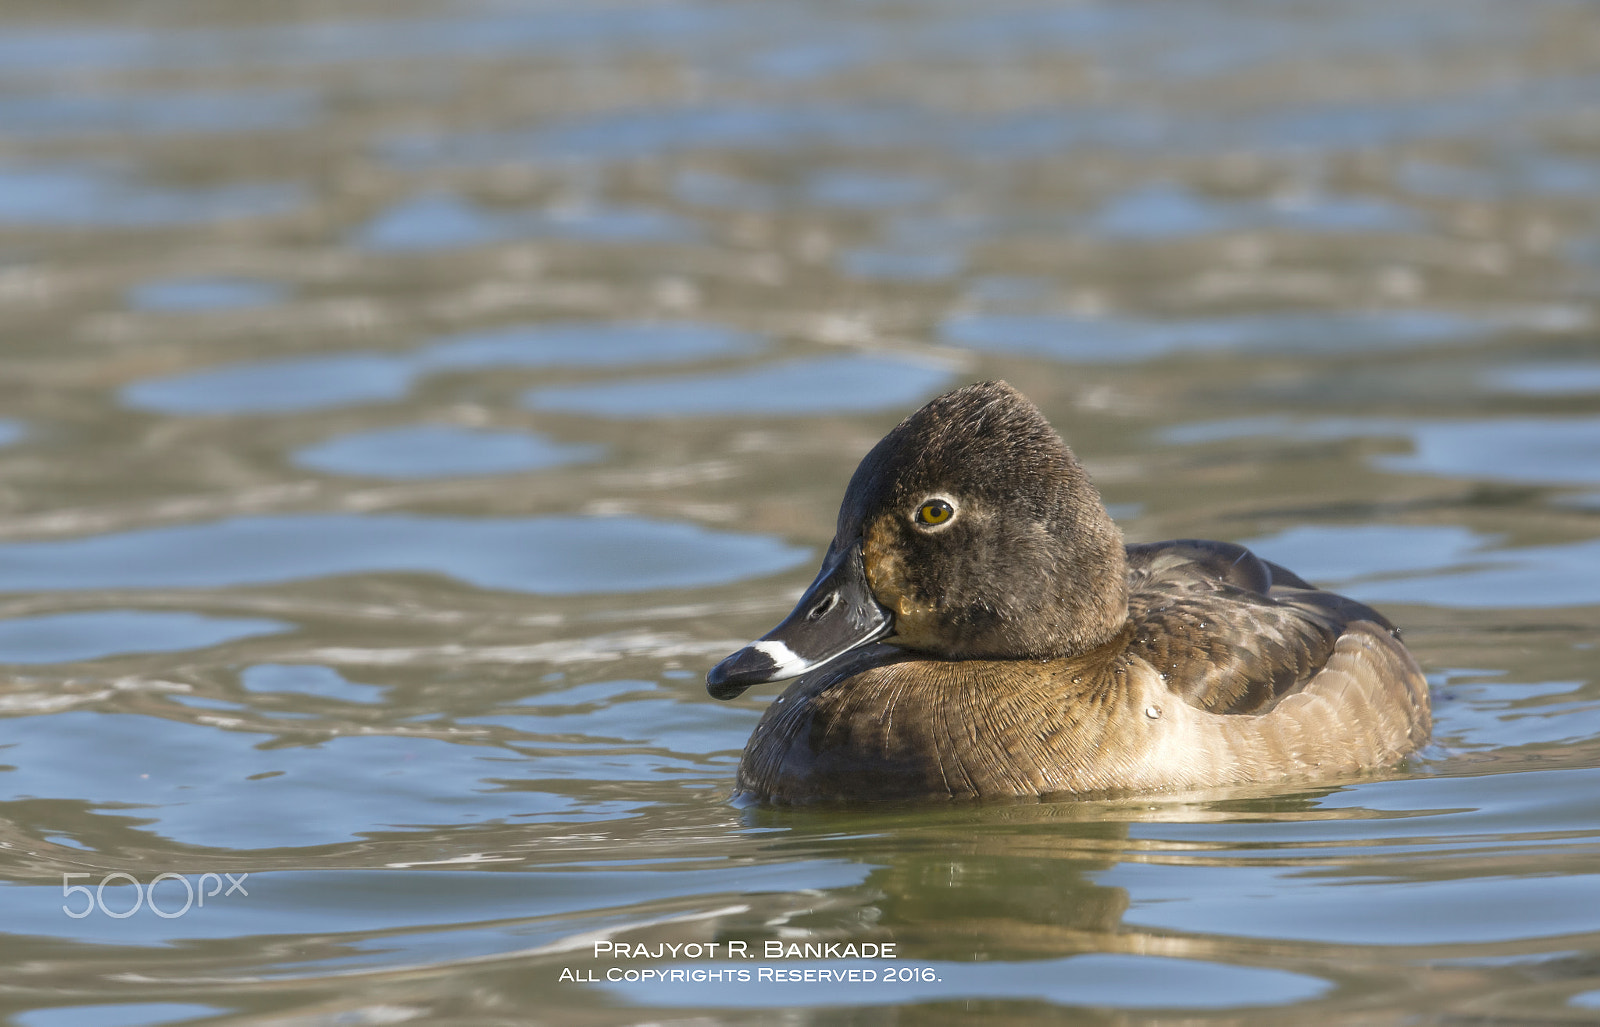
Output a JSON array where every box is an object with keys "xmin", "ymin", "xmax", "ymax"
[{"xmin": 1124, "ymin": 539, "xmax": 1397, "ymax": 717}]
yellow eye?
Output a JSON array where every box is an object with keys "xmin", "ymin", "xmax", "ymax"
[{"xmin": 915, "ymin": 499, "xmax": 954, "ymax": 526}]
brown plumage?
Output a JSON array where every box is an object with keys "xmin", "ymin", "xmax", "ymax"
[{"xmin": 708, "ymin": 381, "xmax": 1431, "ymax": 803}]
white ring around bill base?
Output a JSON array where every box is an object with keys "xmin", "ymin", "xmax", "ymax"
[{"xmin": 751, "ymin": 640, "xmax": 812, "ymax": 680}]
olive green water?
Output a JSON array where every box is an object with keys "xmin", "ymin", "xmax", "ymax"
[{"xmin": 2, "ymin": 1, "xmax": 1599, "ymax": 1024}]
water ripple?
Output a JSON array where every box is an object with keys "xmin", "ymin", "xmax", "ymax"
[
  {"xmin": 1166, "ymin": 416, "xmax": 1600, "ymax": 485},
  {"xmin": 127, "ymin": 277, "xmax": 288, "ymax": 312},
  {"xmin": 0, "ymin": 610, "xmax": 289, "ymax": 664},
  {"xmin": 292, "ymin": 425, "xmax": 602, "ymax": 480},
  {"xmin": 0, "ymin": 514, "xmax": 810, "ymax": 594},
  {"xmin": 0, "ymin": 165, "xmax": 302, "ymax": 227},
  {"xmin": 122, "ymin": 321, "xmax": 762, "ymax": 415},
  {"xmin": 942, "ymin": 308, "xmax": 1585, "ymax": 363},
  {"xmin": 523, "ymin": 354, "xmax": 957, "ymax": 418}
]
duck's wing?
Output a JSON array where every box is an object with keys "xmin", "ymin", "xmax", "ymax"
[{"xmin": 1124, "ymin": 539, "xmax": 1397, "ymax": 716}]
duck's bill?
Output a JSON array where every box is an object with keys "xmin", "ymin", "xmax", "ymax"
[{"xmin": 707, "ymin": 540, "xmax": 893, "ymax": 699}]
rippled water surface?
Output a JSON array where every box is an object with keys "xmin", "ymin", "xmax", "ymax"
[{"xmin": 2, "ymin": 1, "xmax": 1598, "ymax": 1024}]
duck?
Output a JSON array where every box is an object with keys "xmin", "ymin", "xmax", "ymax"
[{"xmin": 706, "ymin": 380, "xmax": 1431, "ymax": 803}]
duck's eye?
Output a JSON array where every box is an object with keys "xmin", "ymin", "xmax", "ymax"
[{"xmin": 914, "ymin": 499, "xmax": 955, "ymax": 527}]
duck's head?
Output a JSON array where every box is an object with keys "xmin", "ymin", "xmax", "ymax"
[{"xmin": 708, "ymin": 380, "xmax": 1129, "ymax": 699}]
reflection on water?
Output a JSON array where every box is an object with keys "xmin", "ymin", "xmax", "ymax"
[
  {"xmin": 1440, "ymin": 678, "xmax": 1600, "ymax": 750},
  {"xmin": 292, "ymin": 425, "xmax": 602, "ymax": 479},
  {"xmin": 1168, "ymin": 415, "xmax": 1600, "ymax": 485},
  {"xmin": 0, "ymin": 610, "xmax": 289, "ymax": 664},
  {"xmin": 0, "ymin": 165, "xmax": 302, "ymax": 226},
  {"xmin": 355, "ymin": 192, "xmax": 507, "ymax": 251},
  {"xmin": 0, "ymin": 514, "xmax": 808, "ymax": 593},
  {"xmin": 1245, "ymin": 524, "xmax": 1492, "ymax": 582},
  {"xmin": 122, "ymin": 321, "xmax": 760, "ymax": 414},
  {"xmin": 14, "ymin": 1005, "xmax": 222, "ymax": 1027},
  {"xmin": 606, "ymin": 954, "xmax": 1330, "ymax": 1009},
  {"xmin": 127, "ymin": 277, "xmax": 288, "ymax": 313},
  {"xmin": 0, "ymin": 709, "xmax": 644, "ymax": 849},
  {"xmin": 392, "ymin": 105, "xmax": 930, "ymax": 165},
  {"xmin": 122, "ymin": 352, "xmax": 415, "ymax": 414},
  {"xmin": 356, "ymin": 193, "xmax": 698, "ymax": 251},
  {"xmin": 0, "ymin": 89, "xmax": 314, "ymax": 138},
  {"xmin": 838, "ymin": 247, "xmax": 964, "ymax": 282},
  {"xmin": 1085, "ymin": 182, "xmax": 1421, "ymax": 239},
  {"xmin": 241, "ymin": 663, "xmax": 385, "ymax": 702},
  {"xmin": 943, "ymin": 307, "xmax": 1584, "ymax": 363},
  {"xmin": 524, "ymin": 355, "xmax": 958, "ymax": 417},
  {"xmin": 1374, "ymin": 419, "xmax": 1600, "ymax": 484},
  {"xmin": 1248, "ymin": 524, "xmax": 1600, "ymax": 608},
  {"xmin": 1487, "ymin": 361, "xmax": 1600, "ymax": 396},
  {"xmin": 418, "ymin": 321, "xmax": 760, "ymax": 370},
  {"xmin": 1344, "ymin": 538, "xmax": 1600, "ymax": 609},
  {"xmin": 804, "ymin": 170, "xmax": 941, "ymax": 209},
  {"xmin": 1399, "ymin": 151, "xmax": 1600, "ymax": 198},
  {"xmin": 2, "ymin": 0, "xmax": 1599, "ymax": 1023}
]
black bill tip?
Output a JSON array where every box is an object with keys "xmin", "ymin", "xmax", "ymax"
[{"xmin": 706, "ymin": 641, "xmax": 806, "ymax": 700}]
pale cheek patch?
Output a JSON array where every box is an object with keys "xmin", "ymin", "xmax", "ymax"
[{"xmin": 751, "ymin": 640, "xmax": 812, "ymax": 680}]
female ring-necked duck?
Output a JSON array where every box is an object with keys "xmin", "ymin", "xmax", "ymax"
[{"xmin": 707, "ymin": 380, "xmax": 1430, "ymax": 803}]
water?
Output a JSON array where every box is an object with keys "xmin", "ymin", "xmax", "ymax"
[{"xmin": 0, "ymin": 0, "xmax": 1597, "ymax": 1023}]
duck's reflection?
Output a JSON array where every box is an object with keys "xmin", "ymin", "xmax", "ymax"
[{"xmin": 737, "ymin": 801, "xmax": 1164, "ymax": 959}]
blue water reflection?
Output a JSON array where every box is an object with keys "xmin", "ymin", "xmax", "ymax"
[
  {"xmin": 673, "ymin": 169, "xmax": 774, "ymax": 208},
  {"xmin": 355, "ymin": 192, "xmax": 697, "ymax": 250},
  {"xmin": 122, "ymin": 321, "xmax": 761, "ymax": 415},
  {"xmin": 1165, "ymin": 416, "xmax": 1600, "ymax": 485},
  {"xmin": 1245, "ymin": 524, "xmax": 1492, "ymax": 583},
  {"xmin": 0, "ymin": 89, "xmax": 313, "ymax": 137},
  {"xmin": 292, "ymin": 425, "xmax": 602, "ymax": 479},
  {"xmin": 0, "ymin": 610, "xmax": 289, "ymax": 664},
  {"xmin": 1485, "ymin": 362, "xmax": 1600, "ymax": 396},
  {"xmin": 354, "ymin": 193, "xmax": 512, "ymax": 250},
  {"xmin": 838, "ymin": 248, "xmax": 963, "ymax": 281},
  {"xmin": 805, "ymin": 170, "xmax": 939, "ymax": 208},
  {"xmin": 1398, "ymin": 152, "xmax": 1600, "ymax": 198},
  {"xmin": 15, "ymin": 1004, "xmax": 223, "ymax": 1027},
  {"xmin": 1247, "ymin": 525, "xmax": 1600, "ymax": 608},
  {"xmin": 1086, "ymin": 182, "xmax": 1420, "ymax": 239},
  {"xmin": 0, "ymin": 420, "xmax": 24, "ymax": 447},
  {"xmin": 524, "ymin": 354, "xmax": 956, "ymax": 417},
  {"xmin": 128, "ymin": 276, "xmax": 288, "ymax": 312},
  {"xmin": 241, "ymin": 664, "xmax": 385, "ymax": 702},
  {"xmin": 419, "ymin": 321, "xmax": 758, "ymax": 370},
  {"xmin": 521, "ymin": 205, "xmax": 697, "ymax": 242},
  {"xmin": 1436, "ymin": 677, "xmax": 1600, "ymax": 751},
  {"xmin": 3, "ymin": 860, "xmax": 873, "ymax": 946},
  {"xmin": 1374, "ymin": 419, "xmax": 1600, "ymax": 484},
  {"xmin": 1111, "ymin": 858, "xmax": 1600, "ymax": 946},
  {"xmin": 605, "ymin": 954, "xmax": 1328, "ymax": 1010},
  {"xmin": 385, "ymin": 105, "xmax": 927, "ymax": 166},
  {"xmin": 383, "ymin": 75, "xmax": 1600, "ymax": 168},
  {"xmin": 0, "ymin": 711, "xmax": 629, "ymax": 849},
  {"xmin": 0, "ymin": 9, "xmax": 737, "ymax": 75},
  {"xmin": 0, "ymin": 166, "xmax": 301, "ymax": 226},
  {"xmin": 1347, "ymin": 538, "xmax": 1600, "ymax": 609},
  {"xmin": 473, "ymin": 683, "xmax": 748, "ymax": 761},
  {"xmin": 1102, "ymin": 769, "xmax": 1600, "ymax": 944},
  {"xmin": 0, "ymin": 514, "xmax": 809, "ymax": 593},
  {"xmin": 941, "ymin": 309, "xmax": 1531, "ymax": 362},
  {"xmin": 123, "ymin": 353, "xmax": 415, "ymax": 415}
]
